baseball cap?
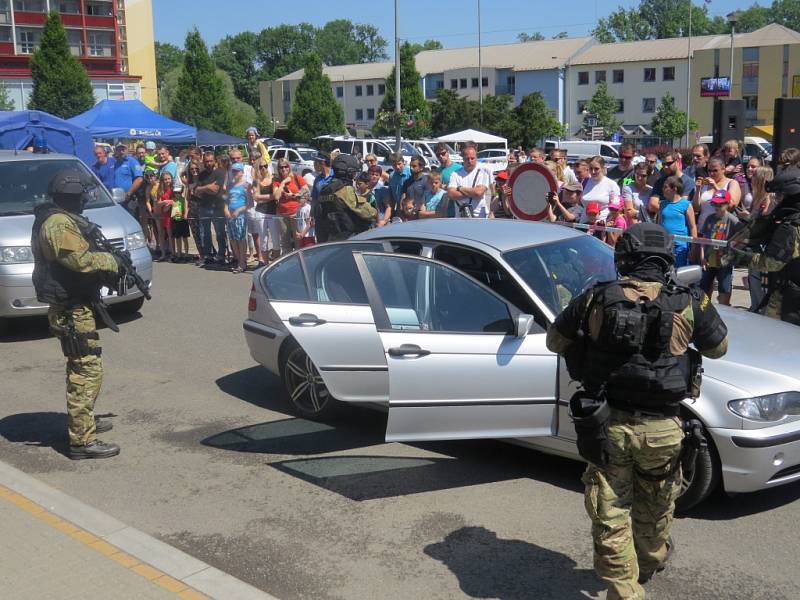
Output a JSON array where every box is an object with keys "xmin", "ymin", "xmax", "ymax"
[
  {"xmin": 115, "ymin": 143, "xmax": 127, "ymax": 151},
  {"xmin": 145, "ymin": 141, "xmax": 156, "ymax": 150},
  {"xmin": 608, "ymin": 197, "xmax": 623, "ymax": 210},
  {"xmin": 563, "ymin": 181, "xmax": 583, "ymax": 193},
  {"xmin": 585, "ymin": 201, "xmax": 601, "ymax": 215},
  {"xmin": 710, "ymin": 189, "xmax": 732, "ymax": 204},
  {"xmin": 231, "ymin": 162, "xmax": 245, "ymax": 172},
  {"xmin": 314, "ymin": 152, "xmax": 331, "ymax": 166}
]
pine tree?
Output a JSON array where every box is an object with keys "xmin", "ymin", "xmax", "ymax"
[
  {"xmin": 375, "ymin": 42, "xmax": 431, "ymax": 138},
  {"xmin": 511, "ymin": 93, "xmax": 565, "ymax": 148},
  {"xmin": 651, "ymin": 92, "xmax": 698, "ymax": 144},
  {"xmin": 171, "ymin": 29, "xmax": 232, "ymax": 133},
  {"xmin": 287, "ymin": 53, "xmax": 344, "ymax": 142},
  {"xmin": 584, "ymin": 81, "xmax": 621, "ymax": 139},
  {"xmin": 27, "ymin": 12, "xmax": 94, "ymax": 118},
  {"xmin": 0, "ymin": 82, "xmax": 14, "ymax": 111}
]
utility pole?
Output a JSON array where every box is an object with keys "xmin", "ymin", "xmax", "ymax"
[
  {"xmin": 686, "ymin": 1, "xmax": 692, "ymax": 147},
  {"xmin": 478, "ymin": 0, "xmax": 483, "ymax": 126},
  {"xmin": 394, "ymin": 0, "xmax": 402, "ymax": 152}
]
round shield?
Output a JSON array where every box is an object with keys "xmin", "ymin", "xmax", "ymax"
[{"xmin": 507, "ymin": 162, "xmax": 558, "ymax": 221}]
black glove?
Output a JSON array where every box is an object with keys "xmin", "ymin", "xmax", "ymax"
[
  {"xmin": 114, "ymin": 253, "xmax": 130, "ymax": 277},
  {"xmin": 721, "ymin": 245, "xmax": 754, "ymax": 268}
]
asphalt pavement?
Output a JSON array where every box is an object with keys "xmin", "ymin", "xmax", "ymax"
[{"xmin": 1, "ymin": 260, "xmax": 799, "ymax": 600}]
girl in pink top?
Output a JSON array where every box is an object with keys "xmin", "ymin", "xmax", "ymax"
[{"xmin": 605, "ymin": 197, "xmax": 628, "ymax": 247}]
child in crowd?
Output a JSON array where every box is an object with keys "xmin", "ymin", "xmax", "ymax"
[
  {"xmin": 170, "ymin": 188, "xmax": 191, "ymax": 262},
  {"xmin": 418, "ymin": 172, "xmax": 446, "ymax": 218},
  {"xmin": 294, "ymin": 194, "xmax": 315, "ymax": 248},
  {"xmin": 548, "ymin": 182, "xmax": 585, "ymax": 223},
  {"xmin": 604, "ymin": 197, "xmax": 628, "ymax": 247},
  {"xmin": 582, "ymin": 201, "xmax": 605, "ymax": 241},
  {"xmin": 699, "ymin": 190, "xmax": 741, "ymax": 306},
  {"xmin": 225, "ymin": 163, "xmax": 252, "ymax": 273},
  {"xmin": 155, "ymin": 171, "xmax": 175, "ymax": 261}
]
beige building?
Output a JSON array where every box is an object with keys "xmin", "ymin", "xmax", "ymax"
[{"xmin": 122, "ymin": 0, "xmax": 157, "ymax": 110}]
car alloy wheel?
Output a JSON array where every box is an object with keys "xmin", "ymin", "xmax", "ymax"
[{"xmin": 282, "ymin": 342, "xmax": 335, "ymax": 418}]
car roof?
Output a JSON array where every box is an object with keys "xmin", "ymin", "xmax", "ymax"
[
  {"xmin": 356, "ymin": 219, "xmax": 585, "ymax": 252},
  {"xmin": 0, "ymin": 151, "xmax": 83, "ymax": 163}
]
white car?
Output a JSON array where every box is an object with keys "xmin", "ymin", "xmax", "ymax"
[
  {"xmin": 270, "ymin": 147, "xmax": 318, "ymax": 176},
  {"xmin": 477, "ymin": 148, "xmax": 509, "ymax": 173}
]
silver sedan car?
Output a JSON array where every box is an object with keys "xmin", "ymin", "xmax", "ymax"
[{"xmin": 243, "ymin": 219, "xmax": 800, "ymax": 509}]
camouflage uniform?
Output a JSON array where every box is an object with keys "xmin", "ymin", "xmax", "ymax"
[
  {"xmin": 748, "ymin": 220, "xmax": 800, "ymax": 321},
  {"xmin": 548, "ymin": 279, "xmax": 727, "ymax": 600},
  {"xmin": 35, "ymin": 211, "xmax": 117, "ymax": 446}
]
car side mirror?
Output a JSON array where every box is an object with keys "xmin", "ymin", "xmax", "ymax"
[
  {"xmin": 111, "ymin": 187, "xmax": 125, "ymax": 204},
  {"xmin": 515, "ymin": 314, "xmax": 535, "ymax": 339},
  {"xmin": 674, "ymin": 265, "xmax": 702, "ymax": 286}
]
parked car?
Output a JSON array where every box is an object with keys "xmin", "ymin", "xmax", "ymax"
[
  {"xmin": 404, "ymin": 139, "xmax": 462, "ymax": 167},
  {"xmin": 698, "ymin": 135, "xmax": 772, "ymax": 163},
  {"xmin": 269, "ymin": 146, "xmax": 318, "ymax": 176},
  {"xmin": 314, "ymin": 136, "xmax": 395, "ymax": 165},
  {"xmin": 477, "ymin": 148, "xmax": 509, "ymax": 173},
  {"xmin": 243, "ymin": 219, "xmax": 800, "ymax": 510},
  {"xmin": 547, "ymin": 140, "xmax": 621, "ymax": 163},
  {"xmin": 0, "ymin": 151, "xmax": 152, "ymax": 335}
]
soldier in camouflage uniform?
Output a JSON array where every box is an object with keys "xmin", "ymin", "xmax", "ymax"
[
  {"xmin": 315, "ymin": 153, "xmax": 377, "ymax": 242},
  {"xmin": 31, "ymin": 168, "xmax": 122, "ymax": 460},
  {"xmin": 546, "ymin": 223, "xmax": 728, "ymax": 599}
]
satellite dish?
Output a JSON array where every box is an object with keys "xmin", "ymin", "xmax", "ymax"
[{"xmin": 507, "ymin": 162, "xmax": 558, "ymax": 221}]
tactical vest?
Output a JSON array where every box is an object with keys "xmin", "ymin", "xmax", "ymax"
[
  {"xmin": 31, "ymin": 204, "xmax": 104, "ymax": 305},
  {"xmin": 315, "ymin": 181, "xmax": 373, "ymax": 243},
  {"xmin": 764, "ymin": 212, "xmax": 800, "ymax": 325},
  {"xmin": 582, "ymin": 281, "xmax": 693, "ymax": 411}
]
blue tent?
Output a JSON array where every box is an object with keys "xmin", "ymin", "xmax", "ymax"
[
  {"xmin": 0, "ymin": 110, "xmax": 95, "ymax": 165},
  {"xmin": 196, "ymin": 128, "xmax": 244, "ymax": 147},
  {"xmin": 68, "ymin": 99, "xmax": 197, "ymax": 143}
]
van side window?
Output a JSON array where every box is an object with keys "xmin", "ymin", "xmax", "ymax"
[{"xmin": 600, "ymin": 145, "xmax": 617, "ymax": 158}]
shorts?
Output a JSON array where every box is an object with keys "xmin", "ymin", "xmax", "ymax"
[
  {"xmin": 171, "ymin": 219, "xmax": 190, "ymax": 238},
  {"xmin": 701, "ymin": 265, "xmax": 733, "ymax": 295},
  {"xmin": 247, "ymin": 215, "xmax": 264, "ymax": 235},
  {"xmin": 227, "ymin": 214, "xmax": 247, "ymax": 241}
]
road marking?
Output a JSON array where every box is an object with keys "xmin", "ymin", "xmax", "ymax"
[{"xmin": 0, "ymin": 484, "xmax": 210, "ymax": 599}]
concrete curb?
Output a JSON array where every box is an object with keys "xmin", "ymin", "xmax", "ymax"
[{"xmin": 0, "ymin": 460, "xmax": 278, "ymax": 600}]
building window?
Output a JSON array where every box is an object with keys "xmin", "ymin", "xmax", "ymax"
[
  {"xmin": 366, "ymin": 84, "xmax": 374, "ymax": 96},
  {"xmin": 435, "ymin": 80, "xmax": 444, "ymax": 89},
  {"xmin": 355, "ymin": 109, "xmax": 364, "ymax": 121},
  {"xmin": 17, "ymin": 30, "xmax": 38, "ymax": 54},
  {"xmin": 642, "ymin": 97, "xmax": 656, "ymax": 113},
  {"xmin": 644, "ymin": 67, "xmax": 656, "ymax": 82},
  {"xmin": 612, "ymin": 69, "xmax": 624, "ymax": 83},
  {"xmin": 595, "ymin": 70, "xmax": 606, "ymax": 84},
  {"xmin": 336, "ymin": 86, "xmax": 343, "ymax": 98},
  {"xmin": 471, "ymin": 77, "xmax": 479, "ymax": 88},
  {"xmin": 615, "ymin": 99, "xmax": 624, "ymax": 113},
  {"xmin": 87, "ymin": 31, "xmax": 113, "ymax": 57},
  {"xmin": 743, "ymin": 95, "xmax": 758, "ymax": 110},
  {"xmin": 663, "ymin": 66, "xmax": 675, "ymax": 81},
  {"xmin": 742, "ymin": 47, "xmax": 759, "ymax": 62},
  {"xmin": 14, "ymin": 0, "xmax": 46, "ymax": 12},
  {"xmin": 460, "ymin": 78, "xmax": 467, "ymax": 88},
  {"xmin": 482, "ymin": 77, "xmax": 488, "ymax": 87},
  {"xmin": 578, "ymin": 71, "xmax": 588, "ymax": 85},
  {"xmin": 355, "ymin": 85, "xmax": 362, "ymax": 97},
  {"xmin": 743, "ymin": 63, "xmax": 759, "ymax": 77},
  {"xmin": 85, "ymin": 1, "xmax": 113, "ymax": 16},
  {"xmin": 577, "ymin": 100, "xmax": 587, "ymax": 114},
  {"xmin": 367, "ymin": 108, "xmax": 375, "ymax": 120},
  {"xmin": 378, "ymin": 83, "xmax": 385, "ymax": 95},
  {"xmin": 282, "ymin": 88, "xmax": 290, "ymax": 102},
  {"xmin": 57, "ymin": 1, "xmax": 80, "ymax": 13},
  {"xmin": 450, "ymin": 79, "xmax": 457, "ymax": 89},
  {"xmin": 507, "ymin": 75, "xmax": 516, "ymax": 94}
]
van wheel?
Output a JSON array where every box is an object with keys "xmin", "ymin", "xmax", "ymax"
[
  {"xmin": 675, "ymin": 422, "xmax": 721, "ymax": 512},
  {"xmin": 0, "ymin": 317, "xmax": 8, "ymax": 337}
]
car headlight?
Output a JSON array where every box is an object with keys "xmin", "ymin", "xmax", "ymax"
[
  {"xmin": 728, "ymin": 392, "xmax": 800, "ymax": 422},
  {"xmin": 0, "ymin": 246, "xmax": 34, "ymax": 264},
  {"xmin": 125, "ymin": 231, "xmax": 147, "ymax": 251}
]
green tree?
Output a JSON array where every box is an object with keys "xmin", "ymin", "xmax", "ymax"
[
  {"xmin": 0, "ymin": 82, "xmax": 14, "ymax": 110},
  {"xmin": 315, "ymin": 20, "xmax": 388, "ymax": 65},
  {"xmin": 772, "ymin": 0, "xmax": 800, "ymax": 31},
  {"xmin": 257, "ymin": 23, "xmax": 317, "ymax": 80},
  {"xmin": 406, "ymin": 39, "xmax": 443, "ymax": 55},
  {"xmin": 171, "ymin": 29, "xmax": 232, "ymax": 133},
  {"xmin": 584, "ymin": 82, "xmax": 621, "ymax": 138},
  {"xmin": 592, "ymin": 0, "xmax": 726, "ymax": 42},
  {"xmin": 375, "ymin": 42, "xmax": 431, "ymax": 138},
  {"xmin": 287, "ymin": 53, "xmax": 344, "ymax": 142},
  {"xmin": 510, "ymin": 92, "xmax": 565, "ymax": 149},
  {"xmin": 735, "ymin": 4, "xmax": 771, "ymax": 32},
  {"xmin": 650, "ymin": 92, "xmax": 698, "ymax": 143},
  {"xmin": 155, "ymin": 42, "xmax": 184, "ymax": 85},
  {"xmin": 552, "ymin": 31, "xmax": 570, "ymax": 39},
  {"xmin": 27, "ymin": 12, "xmax": 94, "ymax": 119},
  {"xmin": 481, "ymin": 94, "xmax": 516, "ymax": 140},
  {"xmin": 212, "ymin": 32, "xmax": 260, "ymax": 108},
  {"xmin": 517, "ymin": 32, "xmax": 546, "ymax": 42},
  {"xmin": 430, "ymin": 88, "xmax": 478, "ymax": 135}
]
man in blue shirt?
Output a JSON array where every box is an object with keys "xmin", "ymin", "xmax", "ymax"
[
  {"xmin": 111, "ymin": 144, "xmax": 144, "ymax": 205},
  {"xmin": 156, "ymin": 145, "xmax": 178, "ymax": 182},
  {"xmin": 91, "ymin": 144, "xmax": 115, "ymax": 190},
  {"xmin": 387, "ymin": 152, "xmax": 410, "ymax": 219},
  {"xmin": 311, "ymin": 153, "xmax": 332, "ymax": 211}
]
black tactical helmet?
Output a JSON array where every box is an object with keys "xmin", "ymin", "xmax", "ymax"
[
  {"xmin": 615, "ymin": 222, "xmax": 674, "ymax": 264},
  {"xmin": 766, "ymin": 165, "xmax": 800, "ymax": 207},
  {"xmin": 48, "ymin": 168, "xmax": 89, "ymax": 213},
  {"xmin": 331, "ymin": 153, "xmax": 360, "ymax": 181}
]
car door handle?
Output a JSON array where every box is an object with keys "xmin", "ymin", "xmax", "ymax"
[
  {"xmin": 288, "ymin": 313, "xmax": 327, "ymax": 326},
  {"xmin": 388, "ymin": 344, "xmax": 431, "ymax": 357}
]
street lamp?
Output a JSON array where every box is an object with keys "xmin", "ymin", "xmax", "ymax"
[
  {"xmin": 727, "ymin": 11, "xmax": 739, "ymax": 88},
  {"xmin": 686, "ymin": 1, "xmax": 693, "ymax": 147}
]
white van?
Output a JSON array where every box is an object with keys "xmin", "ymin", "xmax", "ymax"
[
  {"xmin": 697, "ymin": 136, "xmax": 772, "ymax": 162},
  {"xmin": 546, "ymin": 140, "xmax": 621, "ymax": 162}
]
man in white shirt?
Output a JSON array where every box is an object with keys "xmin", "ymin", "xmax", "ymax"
[
  {"xmin": 447, "ymin": 143, "xmax": 492, "ymax": 218},
  {"xmin": 229, "ymin": 148, "xmax": 253, "ymax": 185}
]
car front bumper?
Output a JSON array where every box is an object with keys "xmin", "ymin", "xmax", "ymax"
[{"xmin": 710, "ymin": 421, "xmax": 800, "ymax": 493}]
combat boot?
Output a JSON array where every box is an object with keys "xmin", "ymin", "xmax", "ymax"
[
  {"xmin": 69, "ymin": 440, "xmax": 120, "ymax": 460},
  {"xmin": 639, "ymin": 536, "xmax": 675, "ymax": 584},
  {"xmin": 95, "ymin": 417, "xmax": 113, "ymax": 434}
]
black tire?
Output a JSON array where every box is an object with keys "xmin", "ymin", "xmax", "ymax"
[
  {"xmin": 0, "ymin": 317, "xmax": 8, "ymax": 338},
  {"xmin": 279, "ymin": 339, "xmax": 340, "ymax": 420},
  {"xmin": 114, "ymin": 296, "xmax": 145, "ymax": 315},
  {"xmin": 675, "ymin": 421, "xmax": 721, "ymax": 512}
]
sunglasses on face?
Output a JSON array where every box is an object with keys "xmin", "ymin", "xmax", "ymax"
[
  {"xmin": 662, "ymin": 160, "xmax": 675, "ymax": 167},
  {"xmin": 279, "ymin": 165, "xmax": 290, "ymax": 169},
  {"xmin": 647, "ymin": 159, "xmax": 657, "ymax": 164}
]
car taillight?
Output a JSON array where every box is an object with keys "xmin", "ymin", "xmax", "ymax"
[{"xmin": 248, "ymin": 283, "xmax": 257, "ymax": 312}]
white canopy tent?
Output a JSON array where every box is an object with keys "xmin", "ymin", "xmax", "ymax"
[{"xmin": 437, "ymin": 128, "xmax": 507, "ymax": 149}]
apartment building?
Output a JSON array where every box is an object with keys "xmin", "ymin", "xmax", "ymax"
[{"xmin": 0, "ymin": 0, "xmax": 157, "ymax": 110}]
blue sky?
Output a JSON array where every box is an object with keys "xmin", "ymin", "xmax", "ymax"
[{"xmin": 152, "ymin": 0, "xmax": 736, "ymax": 51}]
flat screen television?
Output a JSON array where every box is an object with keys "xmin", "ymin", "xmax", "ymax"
[{"xmin": 700, "ymin": 77, "xmax": 731, "ymax": 97}]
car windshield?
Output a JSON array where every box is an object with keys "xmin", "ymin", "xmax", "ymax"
[
  {"xmin": 0, "ymin": 158, "xmax": 114, "ymax": 216},
  {"xmin": 761, "ymin": 142, "xmax": 773, "ymax": 155},
  {"xmin": 297, "ymin": 149, "xmax": 318, "ymax": 161},
  {"xmin": 503, "ymin": 235, "xmax": 617, "ymax": 314}
]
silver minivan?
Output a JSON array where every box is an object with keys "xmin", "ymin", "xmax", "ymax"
[{"xmin": 0, "ymin": 151, "xmax": 152, "ymax": 334}]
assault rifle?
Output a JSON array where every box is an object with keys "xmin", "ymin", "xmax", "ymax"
[{"xmin": 85, "ymin": 222, "xmax": 152, "ymax": 302}]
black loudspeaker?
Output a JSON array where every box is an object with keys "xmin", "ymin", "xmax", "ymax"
[
  {"xmin": 773, "ymin": 98, "xmax": 800, "ymax": 168},
  {"xmin": 712, "ymin": 99, "xmax": 745, "ymax": 150}
]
